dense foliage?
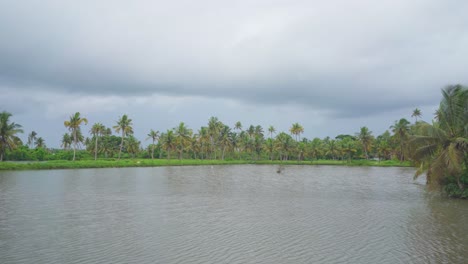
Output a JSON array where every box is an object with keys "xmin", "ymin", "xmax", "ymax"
[{"xmin": 1, "ymin": 85, "xmax": 467, "ymax": 197}]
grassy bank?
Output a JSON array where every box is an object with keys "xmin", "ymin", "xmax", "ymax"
[{"xmin": 0, "ymin": 159, "xmax": 411, "ymax": 171}]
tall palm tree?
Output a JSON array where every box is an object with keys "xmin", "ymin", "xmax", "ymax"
[
  {"xmin": 208, "ymin": 117, "xmax": 221, "ymax": 159},
  {"xmin": 64, "ymin": 112, "xmax": 88, "ymax": 161},
  {"xmin": 146, "ymin": 129, "xmax": 160, "ymax": 159},
  {"xmin": 390, "ymin": 118, "xmax": 411, "ymax": 161},
  {"xmin": 90, "ymin": 123, "xmax": 106, "ymax": 160},
  {"xmin": 410, "ymin": 85, "xmax": 468, "ymax": 192},
  {"xmin": 161, "ymin": 130, "xmax": 176, "ymax": 159},
  {"xmin": 268, "ymin": 125, "xmax": 276, "ymax": 139},
  {"xmin": 218, "ymin": 125, "xmax": 232, "ymax": 160},
  {"xmin": 234, "ymin": 121, "xmax": 242, "ymax": 131},
  {"xmin": 174, "ymin": 122, "xmax": 192, "ymax": 159},
  {"xmin": 412, "ymin": 108, "xmax": 422, "ymax": 123},
  {"xmin": 113, "ymin": 115, "xmax": 133, "ymax": 160},
  {"xmin": 0, "ymin": 111, "xmax": 23, "ymax": 161},
  {"xmin": 275, "ymin": 132, "xmax": 294, "ymax": 160},
  {"xmin": 356, "ymin": 126, "xmax": 373, "ymax": 159},
  {"xmin": 289, "ymin": 123, "xmax": 304, "ymax": 141},
  {"xmin": 27, "ymin": 131, "xmax": 37, "ymax": 148}
]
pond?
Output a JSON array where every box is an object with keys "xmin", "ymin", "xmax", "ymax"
[{"xmin": 0, "ymin": 165, "xmax": 467, "ymax": 263}]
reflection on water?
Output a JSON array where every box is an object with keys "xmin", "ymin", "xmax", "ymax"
[{"xmin": 0, "ymin": 165, "xmax": 467, "ymax": 264}]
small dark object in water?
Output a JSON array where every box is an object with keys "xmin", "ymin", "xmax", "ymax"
[{"xmin": 277, "ymin": 166, "xmax": 284, "ymax": 173}]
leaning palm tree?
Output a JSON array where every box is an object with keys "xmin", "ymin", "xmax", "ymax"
[
  {"xmin": 146, "ymin": 129, "xmax": 160, "ymax": 159},
  {"xmin": 410, "ymin": 85, "xmax": 468, "ymax": 193},
  {"xmin": 113, "ymin": 115, "xmax": 133, "ymax": 160},
  {"xmin": 27, "ymin": 131, "xmax": 37, "ymax": 148},
  {"xmin": 0, "ymin": 111, "xmax": 23, "ymax": 161},
  {"xmin": 64, "ymin": 112, "xmax": 88, "ymax": 161},
  {"xmin": 90, "ymin": 123, "xmax": 106, "ymax": 160},
  {"xmin": 411, "ymin": 108, "xmax": 422, "ymax": 123}
]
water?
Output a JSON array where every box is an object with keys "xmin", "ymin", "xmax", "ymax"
[{"xmin": 0, "ymin": 165, "xmax": 467, "ymax": 264}]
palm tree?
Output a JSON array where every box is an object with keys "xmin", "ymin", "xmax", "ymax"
[
  {"xmin": 275, "ymin": 132, "xmax": 294, "ymax": 160},
  {"xmin": 35, "ymin": 137, "xmax": 46, "ymax": 149},
  {"xmin": 208, "ymin": 117, "xmax": 221, "ymax": 159},
  {"xmin": 174, "ymin": 122, "xmax": 192, "ymax": 159},
  {"xmin": 90, "ymin": 123, "xmax": 106, "ymax": 160},
  {"xmin": 0, "ymin": 111, "xmax": 23, "ymax": 161},
  {"xmin": 161, "ymin": 130, "xmax": 176, "ymax": 159},
  {"xmin": 125, "ymin": 135, "xmax": 140, "ymax": 158},
  {"xmin": 289, "ymin": 123, "xmax": 304, "ymax": 141},
  {"xmin": 146, "ymin": 129, "xmax": 160, "ymax": 159},
  {"xmin": 218, "ymin": 125, "xmax": 232, "ymax": 160},
  {"xmin": 113, "ymin": 114, "xmax": 133, "ymax": 160},
  {"xmin": 356, "ymin": 126, "xmax": 373, "ymax": 159},
  {"xmin": 234, "ymin": 121, "xmax": 242, "ymax": 131},
  {"xmin": 64, "ymin": 112, "xmax": 88, "ymax": 161},
  {"xmin": 412, "ymin": 108, "xmax": 422, "ymax": 123},
  {"xmin": 268, "ymin": 125, "xmax": 276, "ymax": 139},
  {"xmin": 27, "ymin": 131, "xmax": 37, "ymax": 148},
  {"xmin": 390, "ymin": 118, "xmax": 411, "ymax": 162},
  {"xmin": 61, "ymin": 133, "xmax": 72, "ymax": 150},
  {"xmin": 410, "ymin": 85, "xmax": 468, "ymax": 192}
]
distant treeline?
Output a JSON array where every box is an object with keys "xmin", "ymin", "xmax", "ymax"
[{"xmin": 1, "ymin": 85, "xmax": 467, "ymax": 197}]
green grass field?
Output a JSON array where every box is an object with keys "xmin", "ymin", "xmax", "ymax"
[{"xmin": 0, "ymin": 159, "xmax": 411, "ymax": 171}]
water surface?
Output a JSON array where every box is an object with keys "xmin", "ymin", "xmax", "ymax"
[{"xmin": 1, "ymin": 165, "xmax": 467, "ymax": 263}]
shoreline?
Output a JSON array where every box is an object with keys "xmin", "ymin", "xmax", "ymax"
[{"xmin": 0, "ymin": 159, "xmax": 412, "ymax": 171}]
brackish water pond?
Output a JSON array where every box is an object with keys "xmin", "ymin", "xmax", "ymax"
[{"xmin": 1, "ymin": 165, "xmax": 467, "ymax": 264}]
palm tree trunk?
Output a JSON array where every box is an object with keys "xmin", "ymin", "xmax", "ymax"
[
  {"xmin": 118, "ymin": 131, "xmax": 124, "ymax": 160},
  {"xmin": 222, "ymin": 146, "xmax": 226, "ymax": 160},
  {"xmin": 151, "ymin": 139, "xmax": 155, "ymax": 159},
  {"xmin": 73, "ymin": 130, "xmax": 77, "ymax": 161},
  {"xmin": 94, "ymin": 136, "xmax": 98, "ymax": 160}
]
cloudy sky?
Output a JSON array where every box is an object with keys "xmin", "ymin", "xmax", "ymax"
[{"xmin": 1, "ymin": 0, "xmax": 468, "ymax": 147}]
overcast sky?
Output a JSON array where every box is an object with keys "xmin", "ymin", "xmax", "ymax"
[{"xmin": 1, "ymin": 0, "xmax": 468, "ymax": 147}]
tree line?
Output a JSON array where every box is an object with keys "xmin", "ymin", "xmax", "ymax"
[{"xmin": 1, "ymin": 85, "xmax": 467, "ymax": 196}]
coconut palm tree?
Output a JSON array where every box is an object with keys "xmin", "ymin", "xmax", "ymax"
[
  {"xmin": 35, "ymin": 137, "xmax": 46, "ymax": 149},
  {"xmin": 412, "ymin": 108, "xmax": 422, "ymax": 123},
  {"xmin": 289, "ymin": 123, "xmax": 304, "ymax": 141},
  {"xmin": 218, "ymin": 125, "xmax": 232, "ymax": 160},
  {"xmin": 410, "ymin": 85, "xmax": 468, "ymax": 193},
  {"xmin": 234, "ymin": 121, "xmax": 242, "ymax": 131},
  {"xmin": 390, "ymin": 118, "xmax": 411, "ymax": 162},
  {"xmin": 174, "ymin": 122, "xmax": 192, "ymax": 159},
  {"xmin": 64, "ymin": 112, "xmax": 88, "ymax": 161},
  {"xmin": 125, "ymin": 135, "xmax": 141, "ymax": 158},
  {"xmin": 113, "ymin": 114, "xmax": 133, "ymax": 160},
  {"xmin": 268, "ymin": 125, "xmax": 276, "ymax": 139},
  {"xmin": 275, "ymin": 132, "xmax": 294, "ymax": 160},
  {"xmin": 61, "ymin": 133, "xmax": 72, "ymax": 150},
  {"xmin": 356, "ymin": 126, "xmax": 373, "ymax": 159},
  {"xmin": 146, "ymin": 129, "xmax": 160, "ymax": 159},
  {"xmin": 90, "ymin": 123, "xmax": 106, "ymax": 160},
  {"xmin": 208, "ymin": 117, "xmax": 222, "ymax": 159},
  {"xmin": 0, "ymin": 111, "xmax": 23, "ymax": 161},
  {"xmin": 161, "ymin": 130, "xmax": 176, "ymax": 159},
  {"xmin": 27, "ymin": 131, "xmax": 37, "ymax": 148}
]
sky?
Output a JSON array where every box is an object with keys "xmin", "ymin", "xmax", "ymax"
[{"xmin": 1, "ymin": 0, "xmax": 468, "ymax": 148}]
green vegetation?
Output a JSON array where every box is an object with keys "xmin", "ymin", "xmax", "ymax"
[
  {"xmin": 1, "ymin": 85, "xmax": 467, "ymax": 197},
  {"xmin": 409, "ymin": 85, "xmax": 468, "ymax": 198},
  {"xmin": 0, "ymin": 159, "xmax": 410, "ymax": 171}
]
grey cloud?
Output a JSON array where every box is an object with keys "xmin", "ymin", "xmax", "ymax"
[{"xmin": 1, "ymin": 0, "xmax": 467, "ymax": 119}]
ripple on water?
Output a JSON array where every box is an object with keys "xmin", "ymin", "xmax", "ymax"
[{"xmin": 1, "ymin": 165, "xmax": 467, "ymax": 264}]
